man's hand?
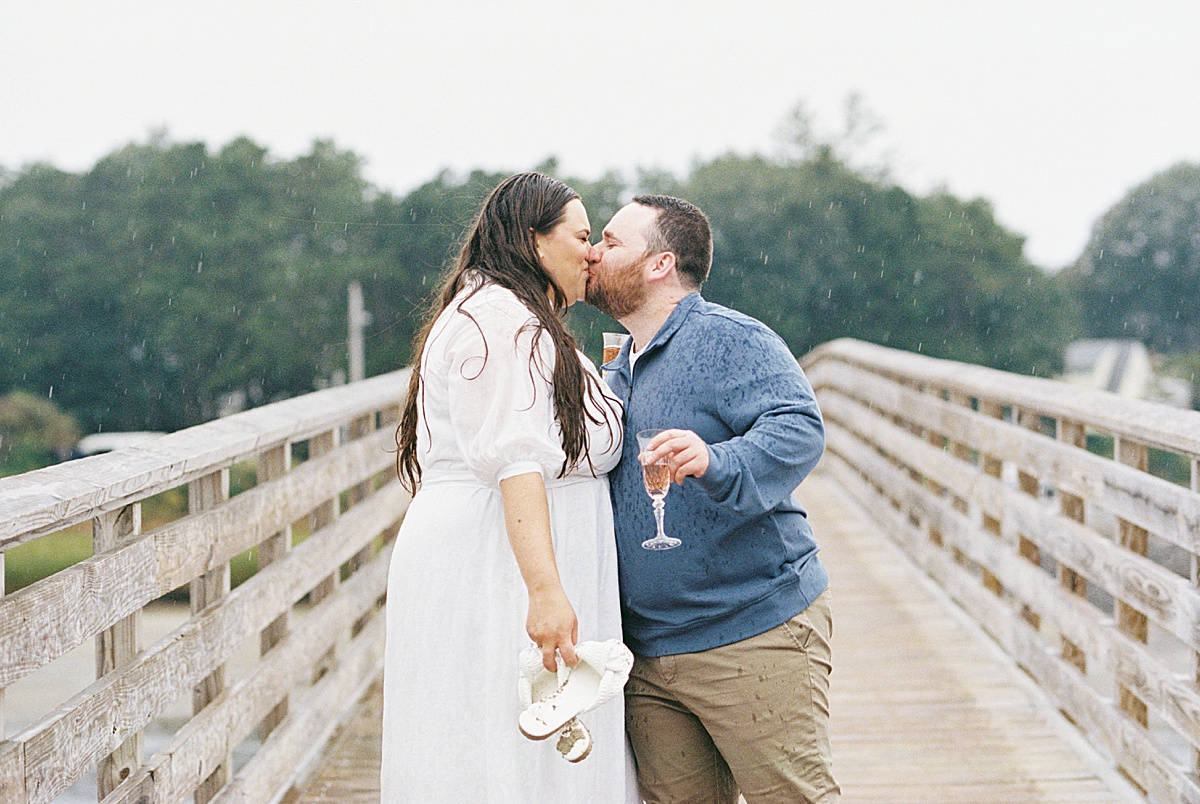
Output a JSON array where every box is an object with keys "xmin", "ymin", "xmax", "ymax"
[{"xmin": 640, "ymin": 428, "xmax": 710, "ymax": 485}]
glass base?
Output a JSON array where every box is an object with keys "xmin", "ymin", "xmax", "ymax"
[{"xmin": 641, "ymin": 536, "xmax": 682, "ymax": 551}]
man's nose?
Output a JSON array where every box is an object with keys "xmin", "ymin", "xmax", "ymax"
[{"xmin": 587, "ymin": 243, "xmax": 601, "ymax": 264}]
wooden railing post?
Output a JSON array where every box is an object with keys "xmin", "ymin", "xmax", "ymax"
[
  {"xmin": 258, "ymin": 444, "xmax": 292, "ymax": 738},
  {"xmin": 947, "ymin": 392, "xmax": 974, "ymax": 517},
  {"xmin": 309, "ymin": 429, "xmax": 341, "ymax": 682},
  {"xmin": 1, "ymin": 550, "xmax": 5, "ymax": 741},
  {"xmin": 347, "ymin": 413, "xmax": 377, "ymax": 637},
  {"xmin": 1194, "ymin": 456, "xmax": 1200, "ymax": 778},
  {"xmin": 94, "ymin": 504, "xmax": 144, "ymax": 798},
  {"xmin": 978, "ymin": 400, "xmax": 1004, "ymax": 539},
  {"xmin": 190, "ymin": 468, "xmax": 232, "ymax": 804},
  {"xmin": 1114, "ymin": 436, "xmax": 1150, "ymax": 729},
  {"xmin": 347, "ymin": 414, "xmax": 375, "ymax": 559},
  {"xmin": 1056, "ymin": 419, "xmax": 1089, "ymax": 672},
  {"xmin": 0, "ymin": 368, "xmax": 413, "ymax": 804},
  {"xmin": 801, "ymin": 340, "xmax": 1200, "ymax": 802}
]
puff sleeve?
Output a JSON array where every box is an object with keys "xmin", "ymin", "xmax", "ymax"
[{"xmin": 440, "ymin": 288, "xmax": 567, "ymax": 487}]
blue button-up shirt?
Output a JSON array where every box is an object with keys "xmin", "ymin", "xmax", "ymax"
[{"xmin": 604, "ymin": 292, "xmax": 829, "ymax": 657}]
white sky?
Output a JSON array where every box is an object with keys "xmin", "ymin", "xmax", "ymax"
[{"xmin": 2, "ymin": 0, "xmax": 1198, "ymax": 269}]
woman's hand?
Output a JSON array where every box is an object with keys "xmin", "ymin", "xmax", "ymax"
[
  {"xmin": 527, "ymin": 585, "xmax": 579, "ymax": 672},
  {"xmin": 499, "ymin": 471, "xmax": 579, "ymax": 673},
  {"xmin": 640, "ymin": 428, "xmax": 710, "ymax": 485}
]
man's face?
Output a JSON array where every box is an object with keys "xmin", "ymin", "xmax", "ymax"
[{"xmin": 586, "ymin": 203, "xmax": 658, "ymax": 318}]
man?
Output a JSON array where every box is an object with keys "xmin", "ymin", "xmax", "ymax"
[{"xmin": 586, "ymin": 195, "xmax": 839, "ymax": 804}]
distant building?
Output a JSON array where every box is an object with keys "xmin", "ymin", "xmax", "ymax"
[
  {"xmin": 1062, "ymin": 339, "xmax": 1192, "ymax": 408},
  {"xmin": 73, "ymin": 431, "xmax": 167, "ymax": 457}
]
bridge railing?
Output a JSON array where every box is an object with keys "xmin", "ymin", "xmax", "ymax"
[
  {"xmin": 804, "ymin": 338, "xmax": 1200, "ymax": 804},
  {"xmin": 0, "ymin": 370, "xmax": 411, "ymax": 804}
]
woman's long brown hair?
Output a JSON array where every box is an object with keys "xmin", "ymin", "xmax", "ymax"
[{"xmin": 395, "ymin": 172, "xmax": 617, "ymax": 493}]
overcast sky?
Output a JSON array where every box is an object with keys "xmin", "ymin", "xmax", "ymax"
[{"xmin": 3, "ymin": 0, "xmax": 1198, "ymax": 269}]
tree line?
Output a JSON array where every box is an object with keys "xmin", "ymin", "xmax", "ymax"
[{"xmin": 2, "ymin": 126, "xmax": 1197, "ymax": 473}]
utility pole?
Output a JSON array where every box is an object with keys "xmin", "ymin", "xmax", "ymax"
[{"xmin": 348, "ymin": 281, "xmax": 369, "ymax": 383}]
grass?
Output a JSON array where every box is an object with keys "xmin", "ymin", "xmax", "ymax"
[{"xmin": 4, "ymin": 465, "xmax": 268, "ymax": 598}]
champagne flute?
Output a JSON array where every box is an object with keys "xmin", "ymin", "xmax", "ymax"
[
  {"xmin": 602, "ymin": 332, "xmax": 629, "ymax": 379},
  {"xmin": 636, "ymin": 429, "xmax": 681, "ymax": 550}
]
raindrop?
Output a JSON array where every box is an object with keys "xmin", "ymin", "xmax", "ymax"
[
  {"xmin": 197, "ymin": 260, "xmax": 204, "ymax": 273},
  {"xmin": 48, "ymin": 386, "xmax": 53, "ymax": 398}
]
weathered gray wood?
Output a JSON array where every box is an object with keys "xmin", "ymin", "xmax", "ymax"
[
  {"xmin": 0, "ymin": 369, "xmax": 411, "ymax": 549},
  {"xmin": 805, "ymin": 338, "xmax": 1200, "ymax": 455},
  {"xmin": 1, "ymin": 550, "xmax": 5, "ymax": 743},
  {"xmin": 814, "ymin": 362, "xmax": 1200, "ymax": 551},
  {"xmin": 0, "ymin": 740, "xmax": 24, "ymax": 804},
  {"xmin": 100, "ymin": 546, "xmax": 390, "ymax": 804},
  {"xmin": 9, "ymin": 485, "xmax": 407, "ymax": 803},
  {"xmin": 0, "ymin": 537, "xmax": 158, "ymax": 688},
  {"xmin": 190, "ymin": 470, "xmax": 232, "ymax": 804},
  {"xmin": 2, "ymin": 366, "xmax": 411, "ymax": 804},
  {"xmin": 308, "ymin": 430, "xmax": 341, "ymax": 686},
  {"xmin": 826, "ymin": 451, "xmax": 1196, "ymax": 801},
  {"xmin": 0, "ymin": 428, "xmax": 396, "ymax": 688},
  {"xmin": 827, "ymin": 426, "xmax": 1200, "ymax": 756},
  {"xmin": 826, "ymin": 395, "xmax": 1200, "ymax": 655},
  {"xmin": 211, "ymin": 614, "xmax": 387, "ymax": 804},
  {"xmin": 806, "ymin": 338, "xmax": 1200, "ymax": 803},
  {"xmin": 257, "ymin": 443, "xmax": 292, "ymax": 738},
  {"xmin": 94, "ymin": 505, "xmax": 144, "ymax": 800}
]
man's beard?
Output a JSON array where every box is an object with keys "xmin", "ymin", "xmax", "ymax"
[{"xmin": 585, "ymin": 259, "xmax": 647, "ymax": 319}]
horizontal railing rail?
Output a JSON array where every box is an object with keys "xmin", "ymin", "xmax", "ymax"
[
  {"xmin": 0, "ymin": 369, "xmax": 411, "ymax": 804},
  {"xmin": 803, "ymin": 338, "xmax": 1200, "ymax": 804}
]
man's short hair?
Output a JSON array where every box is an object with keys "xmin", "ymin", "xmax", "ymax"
[{"xmin": 632, "ymin": 194, "xmax": 713, "ymax": 288}]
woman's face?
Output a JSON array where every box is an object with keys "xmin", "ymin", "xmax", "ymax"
[{"xmin": 536, "ymin": 198, "xmax": 592, "ymax": 305}]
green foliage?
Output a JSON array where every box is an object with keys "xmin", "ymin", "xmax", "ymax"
[
  {"xmin": 0, "ymin": 391, "xmax": 80, "ymax": 475},
  {"xmin": 678, "ymin": 152, "xmax": 1071, "ymax": 375},
  {"xmin": 1160, "ymin": 352, "xmax": 1200, "ymax": 410},
  {"xmin": 3, "ymin": 526, "xmax": 93, "ymax": 592},
  {"xmin": 1, "ymin": 123, "xmax": 1077, "ymax": 444},
  {"xmin": 358, "ymin": 168, "xmax": 511, "ymax": 374},
  {"xmin": 1063, "ymin": 162, "xmax": 1200, "ymax": 352},
  {"xmin": 0, "ymin": 136, "xmax": 375, "ymax": 433}
]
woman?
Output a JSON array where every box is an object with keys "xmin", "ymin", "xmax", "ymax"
[{"xmin": 382, "ymin": 173, "xmax": 637, "ymax": 801}]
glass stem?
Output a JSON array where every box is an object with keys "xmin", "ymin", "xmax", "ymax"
[{"xmin": 653, "ymin": 498, "xmax": 666, "ymax": 538}]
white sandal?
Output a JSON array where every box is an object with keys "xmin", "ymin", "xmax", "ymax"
[
  {"xmin": 517, "ymin": 640, "xmax": 634, "ymax": 745},
  {"xmin": 517, "ymin": 646, "xmax": 593, "ymax": 761}
]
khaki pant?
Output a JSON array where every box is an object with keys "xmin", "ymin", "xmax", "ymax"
[{"xmin": 625, "ymin": 591, "xmax": 839, "ymax": 804}]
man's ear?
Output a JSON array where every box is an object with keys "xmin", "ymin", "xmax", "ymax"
[{"xmin": 647, "ymin": 251, "xmax": 677, "ymax": 280}]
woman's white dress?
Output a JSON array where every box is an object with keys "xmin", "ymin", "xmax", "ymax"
[{"xmin": 381, "ymin": 283, "xmax": 639, "ymax": 803}]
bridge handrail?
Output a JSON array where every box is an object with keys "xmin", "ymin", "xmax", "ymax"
[
  {"xmin": 0, "ymin": 369, "xmax": 411, "ymax": 803},
  {"xmin": 0, "ymin": 369, "xmax": 412, "ymax": 550},
  {"xmin": 803, "ymin": 338, "xmax": 1200, "ymax": 804},
  {"xmin": 805, "ymin": 337, "xmax": 1200, "ymax": 457}
]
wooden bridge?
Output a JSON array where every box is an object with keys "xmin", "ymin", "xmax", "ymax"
[{"xmin": 2, "ymin": 339, "xmax": 1198, "ymax": 803}]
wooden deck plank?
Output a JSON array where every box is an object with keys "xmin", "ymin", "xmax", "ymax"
[
  {"xmin": 290, "ymin": 468, "xmax": 1145, "ymax": 803},
  {"xmin": 808, "ymin": 470, "xmax": 1144, "ymax": 803}
]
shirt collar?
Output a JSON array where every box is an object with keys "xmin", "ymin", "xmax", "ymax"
[{"xmin": 601, "ymin": 292, "xmax": 703, "ymax": 374}]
